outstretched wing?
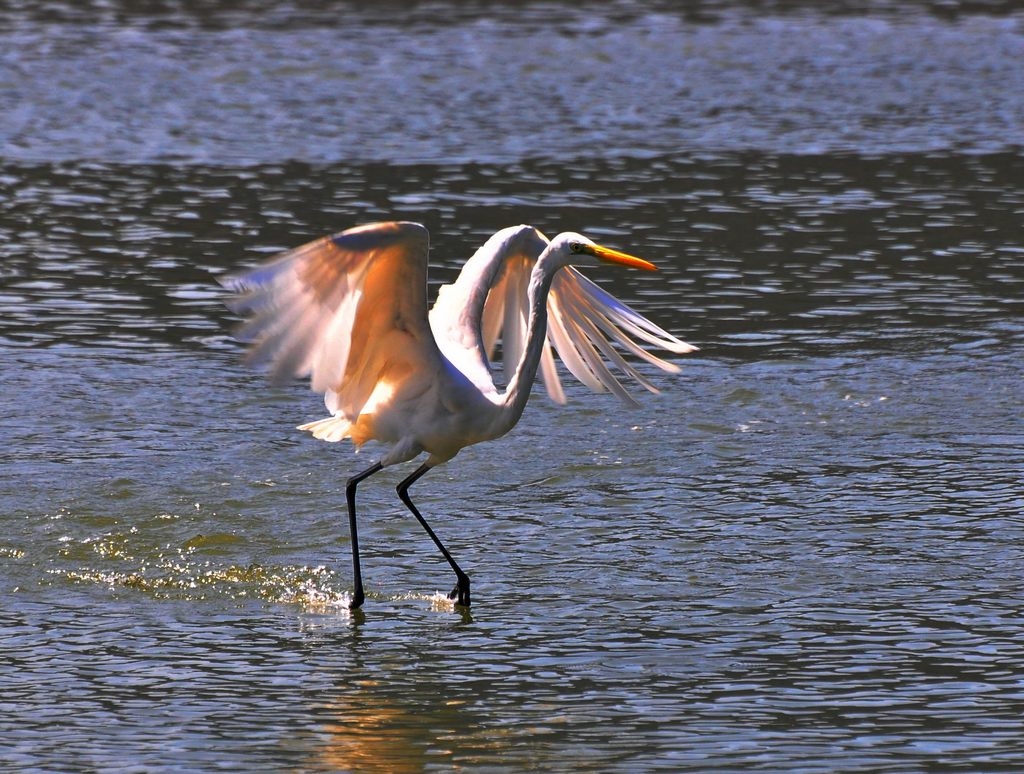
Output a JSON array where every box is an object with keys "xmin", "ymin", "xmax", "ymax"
[
  {"xmin": 542, "ymin": 267, "xmax": 697, "ymax": 405},
  {"xmin": 221, "ymin": 221, "xmax": 441, "ymax": 420},
  {"xmin": 483, "ymin": 261, "xmax": 696, "ymax": 406}
]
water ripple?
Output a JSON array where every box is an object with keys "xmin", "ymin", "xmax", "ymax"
[
  {"xmin": 3, "ymin": 10, "xmax": 1024, "ymax": 164},
  {"xmin": 3, "ymin": 20, "xmax": 1024, "ymax": 762},
  {"xmin": 2, "ymin": 154, "xmax": 1023, "ymax": 359}
]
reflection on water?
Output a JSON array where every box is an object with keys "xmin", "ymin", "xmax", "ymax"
[
  {"xmin": 3, "ymin": 1, "xmax": 1024, "ymax": 770},
  {"xmin": 316, "ymin": 682, "xmax": 453, "ymax": 773}
]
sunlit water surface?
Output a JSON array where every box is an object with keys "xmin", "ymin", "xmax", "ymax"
[{"xmin": 3, "ymin": 2, "xmax": 1024, "ymax": 771}]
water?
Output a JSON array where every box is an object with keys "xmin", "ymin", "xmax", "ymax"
[{"xmin": 3, "ymin": 2, "xmax": 1024, "ymax": 770}]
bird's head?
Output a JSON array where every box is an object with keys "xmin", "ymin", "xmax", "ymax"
[{"xmin": 545, "ymin": 232, "xmax": 657, "ymax": 272}]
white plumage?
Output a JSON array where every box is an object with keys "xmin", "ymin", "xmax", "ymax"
[{"xmin": 223, "ymin": 221, "xmax": 695, "ymax": 608}]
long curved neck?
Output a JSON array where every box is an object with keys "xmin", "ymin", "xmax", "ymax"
[{"xmin": 499, "ymin": 258, "xmax": 559, "ymax": 430}]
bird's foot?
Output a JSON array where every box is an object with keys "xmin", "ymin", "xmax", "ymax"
[
  {"xmin": 448, "ymin": 575, "xmax": 471, "ymax": 607},
  {"xmin": 349, "ymin": 588, "xmax": 365, "ymax": 610}
]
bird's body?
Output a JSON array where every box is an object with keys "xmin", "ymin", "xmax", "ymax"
[{"xmin": 224, "ymin": 221, "xmax": 695, "ymax": 608}]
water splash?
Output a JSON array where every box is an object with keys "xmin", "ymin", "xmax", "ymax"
[{"xmin": 49, "ymin": 543, "xmax": 352, "ymax": 610}]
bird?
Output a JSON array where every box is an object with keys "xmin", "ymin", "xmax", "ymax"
[{"xmin": 222, "ymin": 221, "xmax": 696, "ymax": 609}]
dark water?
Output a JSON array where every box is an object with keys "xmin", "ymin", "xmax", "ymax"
[{"xmin": 3, "ymin": 2, "xmax": 1024, "ymax": 771}]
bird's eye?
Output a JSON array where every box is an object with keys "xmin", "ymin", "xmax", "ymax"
[{"xmin": 569, "ymin": 242, "xmax": 584, "ymax": 254}]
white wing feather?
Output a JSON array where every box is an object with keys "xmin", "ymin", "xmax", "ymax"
[
  {"xmin": 230, "ymin": 219, "xmax": 694, "ymax": 430},
  {"xmin": 221, "ymin": 221, "xmax": 441, "ymax": 422},
  {"xmin": 466, "ymin": 233, "xmax": 697, "ymax": 405}
]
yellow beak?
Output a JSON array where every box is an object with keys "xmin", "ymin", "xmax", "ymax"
[{"xmin": 585, "ymin": 243, "xmax": 657, "ymax": 272}]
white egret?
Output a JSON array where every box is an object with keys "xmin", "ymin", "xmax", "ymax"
[{"xmin": 223, "ymin": 222, "xmax": 695, "ymax": 608}]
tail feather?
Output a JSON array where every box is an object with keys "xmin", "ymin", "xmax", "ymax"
[{"xmin": 297, "ymin": 415, "xmax": 352, "ymax": 442}]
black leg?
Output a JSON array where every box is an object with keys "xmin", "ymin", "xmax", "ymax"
[
  {"xmin": 396, "ymin": 463, "xmax": 471, "ymax": 607},
  {"xmin": 345, "ymin": 461, "xmax": 383, "ymax": 609}
]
